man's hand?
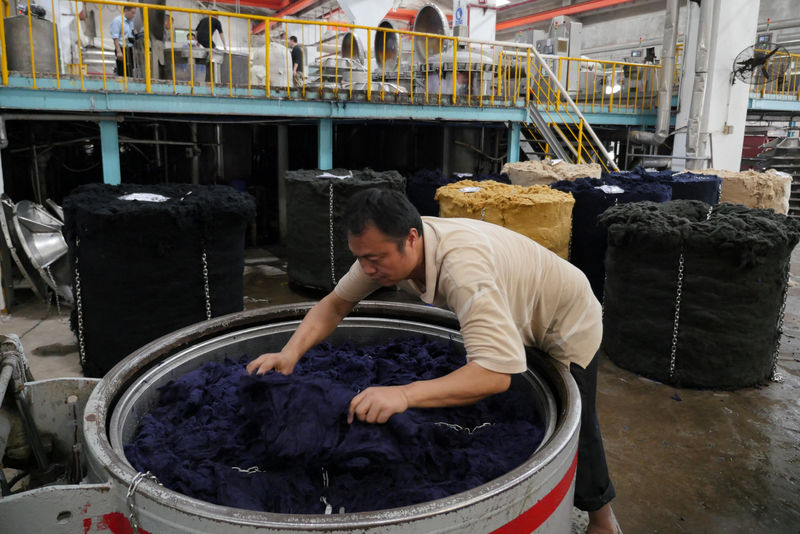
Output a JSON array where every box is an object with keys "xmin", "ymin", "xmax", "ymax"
[
  {"xmin": 348, "ymin": 386, "xmax": 409, "ymax": 424},
  {"xmin": 246, "ymin": 351, "xmax": 298, "ymax": 375}
]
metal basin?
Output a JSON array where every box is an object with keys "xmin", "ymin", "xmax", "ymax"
[{"xmin": 83, "ymin": 302, "xmax": 581, "ymax": 533}]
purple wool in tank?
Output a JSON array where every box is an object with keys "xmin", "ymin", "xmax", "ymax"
[{"xmin": 124, "ymin": 337, "xmax": 546, "ymax": 514}]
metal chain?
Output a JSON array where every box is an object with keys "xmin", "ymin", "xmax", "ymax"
[
  {"xmin": 328, "ymin": 182, "xmax": 337, "ymax": 287},
  {"xmin": 126, "ymin": 471, "xmax": 161, "ymax": 532},
  {"xmin": 770, "ymin": 264, "xmax": 790, "ymax": 383},
  {"xmin": 73, "ymin": 238, "xmax": 87, "ymax": 368},
  {"xmin": 669, "ymin": 249, "xmax": 685, "ymax": 380},
  {"xmin": 480, "ymin": 207, "xmax": 486, "ymax": 221},
  {"xmin": 201, "ymin": 246, "xmax": 212, "ymax": 321}
]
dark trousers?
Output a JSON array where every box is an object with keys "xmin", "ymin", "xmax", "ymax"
[
  {"xmin": 115, "ymin": 48, "xmax": 133, "ymax": 76},
  {"xmin": 570, "ymin": 353, "xmax": 616, "ymax": 512},
  {"xmin": 526, "ymin": 346, "xmax": 615, "ymax": 512}
]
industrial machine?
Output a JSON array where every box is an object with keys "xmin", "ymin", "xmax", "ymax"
[{"xmin": 0, "ymin": 303, "xmax": 581, "ymax": 533}]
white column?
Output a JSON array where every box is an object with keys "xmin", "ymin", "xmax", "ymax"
[{"xmin": 672, "ymin": 0, "xmax": 759, "ymax": 171}]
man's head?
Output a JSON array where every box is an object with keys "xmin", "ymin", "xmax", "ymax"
[
  {"xmin": 123, "ymin": 6, "xmax": 136, "ymax": 19},
  {"xmin": 289, "ymin": 36, "xmax": 298, "ymax": 47},
  {"xmin": 345, "ymin": 189, "xmax": 424, "ymax": 286}
]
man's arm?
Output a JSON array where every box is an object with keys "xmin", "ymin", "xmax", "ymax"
[
  {"xmin": 246, "ymin": 291, "xmax": 357, "ymax": 375},
  {"xmin": 114, "ymin": 38, "xmax": 122, "ymax": 59},
  {"xmin": 219, "ymin": 31, "xmax": 226, "ymax": 49},
  {"xmin": 348, "ymin": 362, "xmax": 511, "ymax": 424}
]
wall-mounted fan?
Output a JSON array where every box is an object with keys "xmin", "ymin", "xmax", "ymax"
[{"xmin": 732, "ymin": 42, "xmax": 791, "ymax": 85}]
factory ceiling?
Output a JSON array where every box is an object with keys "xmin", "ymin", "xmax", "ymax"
[{"xmin": 196, "ymin": 0, "xmax": 668, "ymax": 38}]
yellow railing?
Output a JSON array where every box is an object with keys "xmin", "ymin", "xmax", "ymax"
[
  {"xmin": 535, "ymin": 55, "xmax": 662, "ymax": 115},
  {"xmin": 525, "ymin": 50, "xmax": 619, "ymax": 171},
  {"xmin": 0, "ymin": 0, "xmax": 535, "ymax": 108},
  {"xmin": 750, "ymin": 50, "xmax": 800, "ymax": 101}
]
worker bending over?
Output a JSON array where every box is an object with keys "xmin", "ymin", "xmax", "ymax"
[{"xmin": 247, "ymin": 189, "xmax": 619, "ymax": 534}]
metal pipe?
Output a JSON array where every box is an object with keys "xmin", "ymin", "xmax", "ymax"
[
  {"xmin": 528, "ymin": 43, "xmax": 619, "ymax": 170},
  {"xmin": 0, "ymin": 365, "xmax": 13, "ymax": 411},
  {"xmin": 685, "ymin": 0, "xmax": 714, "ymax": 170},
  {"xmin": 190, "ymin": 123, "xmax": 200, "ymax": 185},
  {"xmin": 215, "ymin": 124, "xmax": 224, "ymax": 182},
  {"xmin": 1, "ymin": 114, "xmax": 122, "ymax": 122},
  {"xmin": 630, "ymin": 0, "xmax": 679, "ymax": 146}
]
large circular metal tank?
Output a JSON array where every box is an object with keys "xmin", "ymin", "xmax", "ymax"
[
  {"xmin": 82, "ymin": 302, "xmax": 580, "ymax": 532},
  {"xmin": 3, "ymin": 15, "xmax": 59, "ymax": 74},
  {"xmin": 412, "ymin": 3, "xmax": 451, "ymax": 62},
  {"xmin": 374, "ymin": 20, "xmax": 399, "ymax": 71}
]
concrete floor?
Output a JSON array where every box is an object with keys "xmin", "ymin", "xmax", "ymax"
[{"xmin": 1, "ymin": 245, "xmax": 798, "ymax": 533}]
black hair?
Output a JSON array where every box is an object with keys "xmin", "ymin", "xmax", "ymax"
[
  {"xmin": 345, "ymin": 189, "xmax": 423, "ymax": 251},
  {"xmin": 289, "ymin": 36, "xmax": 298, "ymax": 44}
]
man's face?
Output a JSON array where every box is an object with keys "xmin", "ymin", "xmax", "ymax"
[
  {"xmin": 348, "ymin": 224, "xmax": 417, "ymax": 287},
  {"xmin": 124, "ymin": 8, "xmax": 136, "ymax": 20}
]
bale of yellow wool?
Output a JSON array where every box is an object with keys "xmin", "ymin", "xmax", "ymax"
[
  {"xmin": 502, "ymin": 160, "xmax": 602, "ymax": 186},
  {"xmin": 435, "ymin": 180, "xmax": 575, "ymax": 258},
  {"xmin": 687, "ymin": 168, "xmax": 792, "ymax": 214}
]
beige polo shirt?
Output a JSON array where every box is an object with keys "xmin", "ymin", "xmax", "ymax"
[{"xmin": 334, "ymin": 217, "xmax": 602, "ymax": 373}]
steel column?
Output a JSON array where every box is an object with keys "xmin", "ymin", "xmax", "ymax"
[
  {"xmin": 277, "ymin": 124, "xmax": 288, "ymax": 242},
  {"xmin": 99, "ymin": 120, "xmax": 121, "ymax": 185},
  {"xmin": 318, "ymin": 118, "xmax": 333, "ymax": 170},
  {"xmin": 507, "ymin": 121, "xmax": 521, "ymax": 163}
]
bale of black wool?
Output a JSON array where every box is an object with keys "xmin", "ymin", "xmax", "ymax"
[
  {"xmin": 550, "ymin": 178, "xmax": 672, "ymax": 300},
  {"xmin": 604, "ymin": 167, "xmax": 721, "ymax": 204},
  {"xmin": 599, "ymin": 200, "xmax": 800, "ymax": 389},
  {"xmin": 63, "ymin": 183, "xmax": 256, "ymax": 378},
  {"xmin": 286, "ymin": 169, "xmax": 406, "ymax": 292},
  {"xmin": 406, "ymin": 170, "xmax": 510, "ymax": 216}
]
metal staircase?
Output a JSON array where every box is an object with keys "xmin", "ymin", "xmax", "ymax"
[{"xmin": 522, "ymin": 48, "xmax": 619, "ymax": 171}]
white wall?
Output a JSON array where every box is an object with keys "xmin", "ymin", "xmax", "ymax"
[{"xmin": 672, "ymin": 0, "xmax": 759, "ymax": 171}]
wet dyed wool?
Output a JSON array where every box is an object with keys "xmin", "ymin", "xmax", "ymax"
[
  {"xmin": 603, "ymin": 166, "xmax": 722, "ymax": 204},
  {"xmin": 124, "ymin": 338, "xmax": 545, "ymax": 514},
  {"xmin": 406, "ymin": 169, "xmax": 511, "ymax": 216},
  {"xmin": 550, "ymin": 178, "xmax": 672, "ymax": 300}
]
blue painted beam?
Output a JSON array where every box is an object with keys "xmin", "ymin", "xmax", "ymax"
[
  {"xmin": 507, "ymin": 122, "xmax": 520, "ymax": 163},
  {"xmin": 98, "ymin": 120, "xmax": 121, "ymax": 185},
  {"xmin": 0, "ymin": 76, "xmax": 527, "ymax": 123},
  {"xmin": 748, "ymin": 98, "xmax": 800, "ymax": 112},
  {"xmin": 318, "ymin": 118, "xmax": 332, "ymax": 170}
]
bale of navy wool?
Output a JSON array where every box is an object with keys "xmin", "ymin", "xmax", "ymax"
[
  {"xmin": 62, "ymin": 183, "xmax": 256, "ymax": 378},
  {"xmin": 604, "ymin": 167, "xmax": 722, "ymax": 204},
  {"xmin": 550, "ymin": 177, "xmax": 672, "ymax": 300}
]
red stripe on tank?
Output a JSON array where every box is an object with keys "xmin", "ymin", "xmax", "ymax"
[{"xmin": 490, "ymin": 451, "xmax": 579, "ymax": 534}]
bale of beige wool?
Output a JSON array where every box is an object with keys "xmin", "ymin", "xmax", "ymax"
[
  {"xmin": 434, "ymin": 180, "xmax": 575, "ymax": 258},
  {"xmin": 502, "ymin": 160, "xmax": 602, "ymax": 187},
  {"xmin": 687, "ymin": 168, "xmax": 792, "ymax": 214}
]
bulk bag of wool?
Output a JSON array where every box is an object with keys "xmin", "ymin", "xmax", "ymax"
[
  {"xmin": 286, "ymin": 168, "xmax": 406, "ymax": 293},
  {"xmin": 598, "ymin": 200, "xmax": 800, "ymax": 389},
  {"xmin": 435, "ymin": 180, "xmax": 575, "ymax": 259},
  {"xmin": 604, "ymin": 167, "xmax": 722, "ymax": 204},
  {"xmin": 406, "ymin": 170, "xmax": 511, "ymax": 217},
  {"xmin": 550, "ymin": 178, "xmax": 672, "ymax": 300},
  {"xmin": 502, "ymin": 160, "xmax": 602, "ymax": 187},
  {"xmin": 688, "ymin": 168, "xmax": 792, "ymax": 214},
  {"xmin": 62, "ymin": 183, "xmax": 256, "ymax": 378}
]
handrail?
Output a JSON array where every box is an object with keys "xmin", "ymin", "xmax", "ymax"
[{"xmin": 529, "ymin": 45, "xmax": 619, "ymax": 171}]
